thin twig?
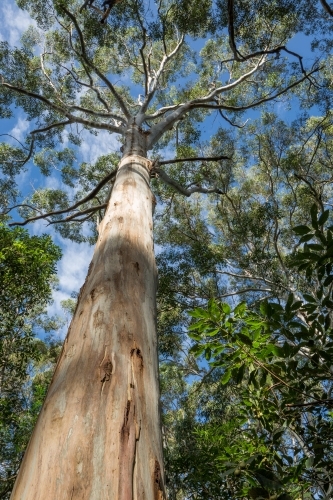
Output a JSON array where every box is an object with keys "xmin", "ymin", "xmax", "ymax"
[
  {"xmin": 9, "ymin": 169, "xmax": 117, "ymax": 226},
  {"xmin": 50, "ymin": 203, "xmax": 107, "ymax": 224}
]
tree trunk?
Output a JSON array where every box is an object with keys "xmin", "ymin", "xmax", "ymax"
[{"xmin": 11, "ymin": 143, "xmax": 165, "ymax": 499}]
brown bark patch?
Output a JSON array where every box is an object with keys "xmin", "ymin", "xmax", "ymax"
[
  {"xmin": 153, "ymin": 460, "xmax": 165, "ymax": 500},
  {"xmin": 93, "ymin": 309, "xmax": 104, "ymax": 328},
  {"xmin": 131, "ymin": 348, "xmax": 143, "ymax": 370},
  {"xmin": 100, "ymin": 359, "xmax": 113, "ymax": 383}
]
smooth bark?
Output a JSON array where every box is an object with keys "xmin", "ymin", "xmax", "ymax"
[{"xmin": 11, "ymin": 134, "xmax": 165, "ymax": 499}]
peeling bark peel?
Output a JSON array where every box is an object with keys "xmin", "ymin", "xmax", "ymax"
[{"xmin": 11, "ymin": 153, "xmax": 165, "ymax": 500}]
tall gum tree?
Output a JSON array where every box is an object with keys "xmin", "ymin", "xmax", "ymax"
[{"xmin": 0, "ymin": 0, "xmax": 322, "ymax": 497}]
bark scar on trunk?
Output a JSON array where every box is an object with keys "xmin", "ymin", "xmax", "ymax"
[
  {"xmin": 99, "ymin": 349, "xmax": 114, "ymax": 394},
  {"xmin": 118, "ymin": 399, "xmax": 138, "ymax": 500},
  {"xmin": 153, "ymin": 459, "xmax": 165, "ymax": 500},
  {"xmin": 132, "ymin": 261, "xmax": 140, "ymax": 275},
  {"xmin": 131, "ymin": 347, "xmax": 144, "ymax": 370}
]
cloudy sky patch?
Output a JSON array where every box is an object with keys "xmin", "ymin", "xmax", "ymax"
[{"xmin": 0, "ymin": 2, "xmax": 35, "ymax": 46}]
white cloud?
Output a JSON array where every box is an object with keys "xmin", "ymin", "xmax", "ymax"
[
  {"xmin": 79, "ymin": 130, "xmax": 120, "ymax": 163},
  {"xmin": 57, "ymin": 239, "xmax": 93, "ymax": 295},
  {"xmin": 48, "ymin": 237, "xmax": 94, "ymax": 337},
  {"xmin": 10, "ymin": 116, "xmax": 30, "ymax": 143},
  {"xmin": 0, "ymin": 3, "xmax": 35, "ymax": 47}
]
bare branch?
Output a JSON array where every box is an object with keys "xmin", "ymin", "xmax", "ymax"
[
  {"xmin": 217, "ymin": 270, "xmax": 276, "ymax": 285},
  {"xmin": 50, "ymin": 203, "xmax": 108, "ymax": 224},
  {"xmin": 219, "ymin": 288, "xmax": 272, "ymax": 298},
  {"xmin": 190, "ymin": 66, "xmax": 321, "ymax": 113},
  {"xmin": 155, "ymin": 154, "xmax": 231, "ymax": 166},
  {"xmin": 319, "ymin": 0, "xmax": 333, "ymax": 17},
  {"xmin": 0, "ymin": 137, "xmax": 35, "ymax": 168},
  {"xmin": 145, "ymin": 103, "xmax": 181, "ymax": 121},
  {"xmin": 60, "ymin": 63, "xmax": 112, "ymax": 113},
  {"xmin": 217, "ymin": 109, "xmax": 248, "ymax": 128},
  {"xmin": 60, "ymin": 6, "xmax": 130, "ymax": 119},
  {"xmin": 141, "ymin": 34, "xmax": 185, "ymax": 115},
  {"xmin": 227, "ymin": 0, "xmax": 243, "ymax": 60},
  {"xmin": 31, "ymin": 120, "xmax": 72, "ymax": 135},
  {"xmin": 227, "ymin": 0, "xmax": 308, "ymax": 74},
  {"xmin": 69, "ymin": 105, "xmax": 127, "ymax": 125},
  {"xmin": 0, "ymin": 134, "xmax": 29, "ymax": 151},
  {"xmin": 286, "ymin": 399, "xmax": 333, "ymax": 408},
  {"xmin": 147, "ymin": 58, "xmax": 266, "ymax": 147},
  {"xmin": 133, "ymin": 0, "xmax": 149, "ymax": 96},
  {"xmin": 153, "ymin": 166, "xmax": 224, "ymax": 197},
  {"xmin": 8, "ymin": 168, "xmax": 117, "ymax": 227},
  {"xmin": 2, "ymin": 203, "xmax": 44, "ymax": 217},
  {"xmin": 1, "ymin": 80, "xmax": 65, "ymax": 115},
  {"xmin": 1, "ymin": 81, "xmax": 124, "ymax": 134}
]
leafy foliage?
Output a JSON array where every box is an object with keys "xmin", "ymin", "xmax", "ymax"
[
  {"xmin": 0, "ymin": 225, "xmax": 61, "ymax": 497},
  {"xmin": 184, "ymin": 207, "xmax": 333, "ymax": 499}
]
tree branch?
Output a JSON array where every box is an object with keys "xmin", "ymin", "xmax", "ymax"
[
  {"xmin": 153, "ymin": 167, "xmax": 224, "ymax": 197},
  {"xmin": 155, "ymin": 154, "xmax": 231, "ymax": 166},
  {"xmin": 30, "ymin": 120, "xmax": 72, "ymax": 135},
  {"xmin": 60, "ymin": 6, "xmax": 130, "ymax": 119},
  {"xmin": 50, "ymin": 203, "xmax": 108, "ymax": 224},
  {"xmin": 219, "ymin": 288, "xmax": 272, "ymax": 298},
  {"xmin": 147, "ymin": 57, "xmax": 266, "ymax": 147},
  {"xmin": 227, "ymin": 0, "xmax": 308, "ymax": 74},
  {"xmin": 0, "ymin": 135, "xmax": 35, "ymax": 167},
  {"xmin": 217, "ymin": 109, "xmax": 248, "ymax": 128},
  {"xmin": 133, "ymin": 0, "xmax": 149, "ymax": 96},
  {"xmin": 1, "ymin": 81, "xmax": 124, "ymax": 134},
  {"xmin": 189, "ymin": 66, "xmax": 320, "ymax": 113},
  {"xmin": 8, "ymin": 168, "xmax": 117, "ymax": 227},
  {"xmin": 60, "ymin": 62, "xmax": 112, "ymax": 113},
  {"xmin": 319, "ymin": 0, "xmax": 333, "ymax": 16},
  {"xmin": 69, "ymin": 105, "xmax": 126, "ymax": 125},
  {"xmin": 140, "ymin": 34, "xmax": 185, "ymax": 115},
  {"xmin": 286, "ymin": 399, "xmax": 333, "ymax": 408}
]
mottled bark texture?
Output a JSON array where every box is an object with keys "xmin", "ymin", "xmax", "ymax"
[{"xmin": 11, "ymin": 149, "xmax": 165, "ymax": 499}]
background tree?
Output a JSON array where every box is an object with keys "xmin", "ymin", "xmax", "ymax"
[
  {"xmin": 0, "ymin": 224, "xmax": 61, "ymax": 498},
  {"xmin": 155, "ymin": 113, "xmax": 333, "ymax": 498}
]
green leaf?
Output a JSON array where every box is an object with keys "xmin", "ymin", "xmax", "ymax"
[
  {"xmin": 206, "ymin": 328, "xmax": 220, "ymax": 337},
  {"xmin": 290, "ymin": 300, "xmax": 303, "ymax": 311},
  {"xmin": 307, "ymin": 243, "xmax": 324, "ymax": 251},
  {"xmin": 189, "ymin": 307, "xmax": 212, "ymax": 319},
  {"xmin": 293, "ymin": 225, "xmax": 312, "ymax": 235},
  {"xmin": 237, "ymin": 333, "xmax": 253, "ymax": 347},
  {"xmin": 318, "ymin": 209, "xmax": 330, "ymax": 226},
  {"xmin": 302, "ymin": 293, "xmax": 317, "ymax": 303},
  {"xmin": 234, "ymin": 301, "xmax": 247, "ymax": 316},
  {"xmin": 188, "ymin": 332, "xmax": 202, "ymax": 341},
  {"xmin": 222, "ymin": 303, "xmax": 231, "ymax": 314},
  {"xmin": 235, "ymin": 364, "xmax": 245, "ymax": 384},
  {"xmin": 324, "ymin": 275, "xmax": 333, "ymax": 287},
  {"xmin": 221, "ymin": 370, "xmax": 232, "ymax": 385},
  {"xmin": 205, "ymin": 347, "xmax": 212, "ymax": 360},
  {"xmin": 299, "ymin": 233, "xmax": 314, "ymax": 243}
]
